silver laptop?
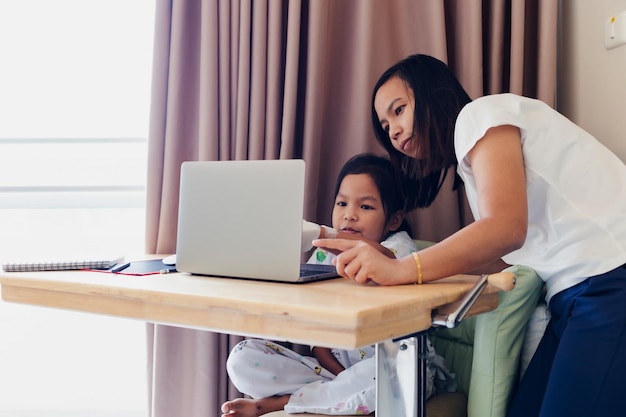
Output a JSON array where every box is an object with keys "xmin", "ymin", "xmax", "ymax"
[{"xmin": 175, "ymin": 159, "xmax": 339, "ymax": 283}]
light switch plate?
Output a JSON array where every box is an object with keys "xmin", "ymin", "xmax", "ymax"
[{"xmin": 605, "ymin": 11, "xmax": 626, "ymax": 50}]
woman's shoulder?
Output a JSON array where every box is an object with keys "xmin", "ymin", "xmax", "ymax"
[
  {"xmin": 461, "ymin": 93, "xmax": 546, "ymax": 115},
  {"xmin": 454, "ymin": 94, "xmax": 555, "ymax": 160},
  {"xmin": 461, "ymin": 93, "xmax": 555, "ymax": 120}
]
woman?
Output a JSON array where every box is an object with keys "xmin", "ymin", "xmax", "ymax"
[{"xmin": 315, "ymin": 54, "xmax": 626, "ymax": 417}]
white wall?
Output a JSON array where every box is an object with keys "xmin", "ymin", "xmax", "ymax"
[{"xmin": 558, "ymin": 0, "xmax": 626, "ymax": 162}]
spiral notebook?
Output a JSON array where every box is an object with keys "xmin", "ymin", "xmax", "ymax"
[{"xmin": 2, "ymin": 255, "xmax": 124, "ymax": 273}]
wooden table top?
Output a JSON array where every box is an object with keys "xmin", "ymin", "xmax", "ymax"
[{"xmin": 0, "ymin": 263, "xmax": 499, "ymax": 349}]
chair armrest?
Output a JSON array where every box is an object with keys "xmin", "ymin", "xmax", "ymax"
[{"xmin": 432, "ymin": 272, "xmax": 516, "ymax": 328}]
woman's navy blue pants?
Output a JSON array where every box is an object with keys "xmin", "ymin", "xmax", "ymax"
[{"xmin": 508, "ymin": 264, "xmax": 626, "ymax": 417}]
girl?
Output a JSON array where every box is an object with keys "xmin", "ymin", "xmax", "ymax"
[
  {"xmin": 221, "ymin": 153, "xmax": 455, "ymax": 417},
  {"xmin": 315, "ymin": 54, "xmax": 626, "ymax": 417}
]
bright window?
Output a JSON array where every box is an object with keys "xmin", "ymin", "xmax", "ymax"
[{"xmin": 0, "ymin": 1, "xmax": 154, "ymax": 415}]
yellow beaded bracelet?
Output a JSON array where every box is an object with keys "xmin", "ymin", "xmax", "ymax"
[{"xmin": 412, "ymin": 252, "xmax": 423, "ymax": 285}]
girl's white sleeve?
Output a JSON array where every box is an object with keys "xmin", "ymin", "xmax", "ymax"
[
  {"xmin": 306, "ymin": 248, "xmax": 336, "ymax": 265},
  {"xmin": 381, "ymin": 231, "xmax": 417, "ymax": 259}
]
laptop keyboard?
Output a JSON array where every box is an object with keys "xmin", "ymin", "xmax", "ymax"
[
  {"xmin": 299, "ymin": 267, "xmax": 328, "ymax": 277},
  {"xmin": 299, "ymin": 264, "xmax": 337, "ymax": 278}
]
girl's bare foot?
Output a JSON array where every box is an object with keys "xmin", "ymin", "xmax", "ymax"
[
  {"xmin": 221, "ymin": 395, "xmax": 290, "ymax": 417},
  {"xmin": 221, "ymin": 398, "xmax": 259, "ymax": 417}
]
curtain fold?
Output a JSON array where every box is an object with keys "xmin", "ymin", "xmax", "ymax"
[{"xmin": 145, "ymin": 1, "xmax": 557, "ymax": 415}]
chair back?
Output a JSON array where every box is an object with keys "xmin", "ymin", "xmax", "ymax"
[{"xmin": 430, "ymin": 265, "xmax": 544, "ymax": 417}]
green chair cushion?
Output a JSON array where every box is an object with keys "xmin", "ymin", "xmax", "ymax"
[
  {"xmin": 429, "ymin": 316, "xmax": 476, "ymax": 396},
  {"xmin": 469, "ymin": 265, "xmax": 543, "ymax": 417},
  {"xmin": 430, "ymin": 264, "xmax": 544, "ymax": 417}
]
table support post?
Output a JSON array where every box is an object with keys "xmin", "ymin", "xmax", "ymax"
[{"xmin": 376, "ymin": 333, "xmax": 427, "ymax": 417}]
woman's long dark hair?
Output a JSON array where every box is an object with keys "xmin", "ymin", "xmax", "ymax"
[
  {"xmin": 371, "ymin": 54, "xmax": 472, "ymax": 210},
  {"xmin": 335, "ymin": 153, "xmax": 413, "ymax": 238}
]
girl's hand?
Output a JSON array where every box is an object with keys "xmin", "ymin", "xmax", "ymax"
[{"xmin": 313, "ymin": 239, "xmax": 415, "ymax": 286}]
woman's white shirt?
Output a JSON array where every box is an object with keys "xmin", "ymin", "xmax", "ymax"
[{"xmin": 455, "ymin": 93, "xmax": 626, "ymax": 302}]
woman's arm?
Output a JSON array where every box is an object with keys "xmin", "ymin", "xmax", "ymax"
[
  {"xmin": 334, "ymin": 230, "xmax": 396, "ymax": 258},
  {"xmin": 315, "ymin": 125, "xmax": 527, "ymax": 285},
  {"xmin": 304, "ymin": 220, "xmax": 396, "ymax": 258},
  {"xmin": 312, "ymin": 346, "xmax": 345, "ymax": 376},
  {"xmin": 419, "ymin": 124, "xmax": 528, "ymax": 278}
]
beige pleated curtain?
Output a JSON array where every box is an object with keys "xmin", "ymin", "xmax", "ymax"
[{"xmin": 145, "ymin": 0, "xmax": 557, "ymax": 415}]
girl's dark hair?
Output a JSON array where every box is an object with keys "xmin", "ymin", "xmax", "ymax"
[
  {"xmin": 334, "ymin": 153, "xmax": 412, "ymax": 237},
  {"xmin": 371, "ymin": 54, "xmax": 472, "ymax": 210}
]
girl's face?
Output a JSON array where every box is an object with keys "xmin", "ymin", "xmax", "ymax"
[
  {"xmin": 331, "ymin": 173, "xmax": 401, "ymax": 243},
  {"xmin": 374, "ymin": 76, "xmax": 422, "ymax": 159}
]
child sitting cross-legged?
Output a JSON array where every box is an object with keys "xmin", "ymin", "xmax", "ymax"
[{"xmin": 221, "ymin": 153, "xmax": 456, "ymax": 417}]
